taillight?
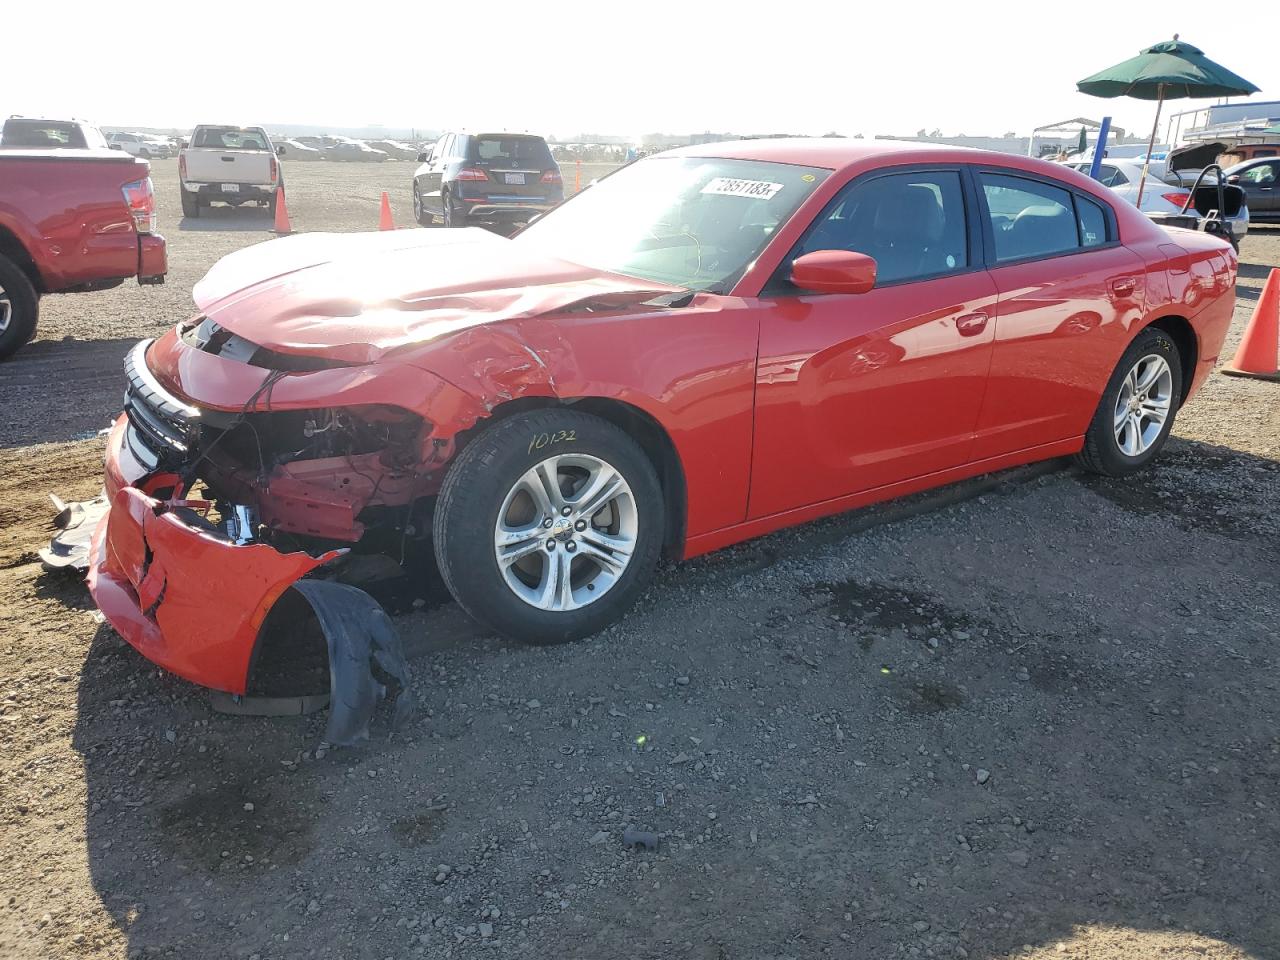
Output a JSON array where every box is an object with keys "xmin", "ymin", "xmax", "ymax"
[
  {"xmin": 540, "ymin": 170, "xmax": 562, "ymax": 185},
  {"xmin": 121, "ymin": 177, "xmax": 156, "ymax": 234},
  {"xmin": 269, "ymin": 156, "xmax": 278, "ymax": 182},
  {"xmin": 456, "ymin": 167, "xmax": 488, "ymax": 181},
  {"xmin": 178, "ymin": 154, "xmax": 186, "ymax": 179},
  {"xmin": 1161, "ymin": 192, "xmax": 1192, "ymax": 209}
]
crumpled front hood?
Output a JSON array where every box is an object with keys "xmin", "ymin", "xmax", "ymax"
[{"xmin": 192, "ymin": 228, "xmax": 684, "ymax": 364}]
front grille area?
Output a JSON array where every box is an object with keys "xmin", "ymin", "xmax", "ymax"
[{"xmin": 123, "ymin": 340, "xmax": 200, "ymax": 468}]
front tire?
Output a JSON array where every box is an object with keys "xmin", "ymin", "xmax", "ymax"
[
  {"xmin": 413, "ymin": 184, "xmax": 432, "ymax": 226},
  {"xmin": 0, "ymin": 253, "xmax": 39, "ymax": 361},
  {"xmin": 1076, "ymin": 327, "xmax": 1182, "ymax": 477},
  {"xmin": 433, "ymin": 410, "xmax": 665, "ymax": 645}
]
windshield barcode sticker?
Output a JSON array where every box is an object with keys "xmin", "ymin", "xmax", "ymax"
[{"xmin": 700, "ymin": 177, "xmax": 784, "ymax": 200}]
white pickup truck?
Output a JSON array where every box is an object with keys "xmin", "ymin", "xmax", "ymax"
[{"xmin": 178, "ymin": 125, "xmax": 285, "ymax": 218}]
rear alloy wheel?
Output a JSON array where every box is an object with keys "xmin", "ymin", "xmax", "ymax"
[
  {"xmin": 1077, "ymin": 328, "xmax": 1182, "ymax": 476},
  {"xmin": 0, "ymin": 253, "xmax": 39, "ymax": 361},
  {"xmin": 433, "ymin": 410, "xmax": 664, "ymax": 644},
  {"xmin": 442, "ymin": 190, "xmax": 461, "ymax": 228}
]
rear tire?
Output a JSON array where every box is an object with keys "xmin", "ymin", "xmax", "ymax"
[
  {"xmin": 433, "ymin": 410, "xmax": 664, "ymax": 645},
  {"xmin": 181, "ymin": 189, "xmax": 200, "ymax": 218},
  {"xmin": 1076, "ymin": 327, "xmax": 1182, "ymax": 477},
  {"xmin": 0, "ymin": 253, "xmax": 40, "ymax": 361},
  {"xmin": 442, "ymin": 189, "xmax": 462, "ymax": 228}
]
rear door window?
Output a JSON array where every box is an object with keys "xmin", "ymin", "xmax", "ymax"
[
  {"xmin": 980, "ymin": 174, "xmax": 1081, "ymax": 263},
  {"xmin": 796, "ymin": 170, "xmax": 969, "ymax": 285}
]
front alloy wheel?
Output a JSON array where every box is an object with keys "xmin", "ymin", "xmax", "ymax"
[
  {"xmin": 495, "ymin": 454, "xmax": 638, "ymax": 611},
  {"xmin": 433, "ymin": 410, "xmax": 664, "ymax": 645}
]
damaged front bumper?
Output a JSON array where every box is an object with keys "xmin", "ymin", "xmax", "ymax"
[
  {"xmin": 90, "ymin": 417, "xmax": 342, "ymax": 695},
  {"xmin": 85, "ymin": 418, "xmax": 413, "ymax": 743}
]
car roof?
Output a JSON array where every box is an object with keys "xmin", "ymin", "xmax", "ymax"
[{"xmin": 663, "ymin": 137, "xmax": 1053, "ymax": 172}]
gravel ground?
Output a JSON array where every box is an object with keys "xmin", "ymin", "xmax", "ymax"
[{"xmin": 1, "ymin": 161, "xmax": 1278, "ymax": 960}]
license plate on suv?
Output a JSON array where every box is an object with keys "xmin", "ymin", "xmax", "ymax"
[
  {"xmin": 221, "ymin": 183, "xmax": 239, "ymax": 193},
  {"xmin": 503, "ymin": 173, "xmax": 525, "ymax": 185}
]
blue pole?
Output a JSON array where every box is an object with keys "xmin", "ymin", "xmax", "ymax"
[{"xmin": 1088, "ymin": 117, "xmax": 1112, "ymax": 180}]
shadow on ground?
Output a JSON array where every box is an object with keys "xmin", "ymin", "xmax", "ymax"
[
  {"xmin": 67, "ymin": 438, "xmax": 1280, "ymax": 959},
  {"xmin": 0, "ymin": 337, "xmax": 139, "ymax": 449}
]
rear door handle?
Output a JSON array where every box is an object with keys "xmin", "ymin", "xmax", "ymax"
[
  {"xmin": 956, "ymin": 312, "xmax": 989, "ymax": 337},
  {"xmin": 1111, "ymin": 277, "xmax": 1138, "ymax": 296}
]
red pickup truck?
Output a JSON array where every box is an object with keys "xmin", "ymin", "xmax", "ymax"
[{"xmin": 0, "ymin": 148, "xmax": 166, "ymax": 360}]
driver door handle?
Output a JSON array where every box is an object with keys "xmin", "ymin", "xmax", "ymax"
[{"xmin": 956, "ymin": 312, "xmax": 989, "ymax": 337}]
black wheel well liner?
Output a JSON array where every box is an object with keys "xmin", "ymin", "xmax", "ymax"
[
  {"xmin": 1143, "ymin": 314, "xmax": 1198, "ymax": 405},
  {"xmin": 461, "ymin": 396, "xmax": 688, "ymax": 561},
  {"xmin": 0, "ymin": 225, "xmax": 44, "ymax": 294}
]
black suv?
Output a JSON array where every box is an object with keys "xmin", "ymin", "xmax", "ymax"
[{"xmin": 412, "ymin": 132, "xmax": 563, "ymax": 228}]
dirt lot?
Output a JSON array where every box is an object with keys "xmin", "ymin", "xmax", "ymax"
[{"xmin": 1, "ymin": 160, "xmax": 1278, "ymax": 960}]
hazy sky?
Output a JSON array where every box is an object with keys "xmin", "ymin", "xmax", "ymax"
[{"xmin": 7, "ymin": 1, "xmax": 1275, "ymax": 140}]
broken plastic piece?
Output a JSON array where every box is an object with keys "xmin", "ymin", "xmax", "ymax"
[
  {"xmin": 622, "ymin": 827, "xmax": 659, "ymax": 851},
  {"xmin": 291, "ymin": 580, "xmax": 414, "ymax": 746},
  {"xmin": 40, "ymin": 493, "xmax": 110, "ymax": 571}
]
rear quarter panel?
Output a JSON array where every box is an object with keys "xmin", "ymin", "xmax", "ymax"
[{"xmin": 0, "ymin": 153, "xmax": 150, "ymax": 291}]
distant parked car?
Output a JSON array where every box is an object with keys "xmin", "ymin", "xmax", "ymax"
[
  {"xmin": 1, "ymin": 116, "xmax": 108, "ymax": 150},
  {"xmin": 368, "ymin": 139, "xmax": 416, "ymax": 160},
  {"xmin": 326, "ymin": 140, "xmax": 388, "ymax": 162},
  {"xmin": 1067, "ymin": 159, "xmax": 1249, "ymax": 238},
  {"xmin": 108, "ymin": 132, "xmax": 173, "ymax": 159},
  {"xmin": 279, "ymin": 138, "xmax": 324, "ymax": 161},
  {"xmin": 1225, "ymin": 157, "xmax": 1279, "ymax": 223},
  {"xmin": 412, "ymin": 131, "xmax": 563, "ymax": 227}
]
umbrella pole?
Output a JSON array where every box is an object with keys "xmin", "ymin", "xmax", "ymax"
[{"xmin": 1136, "ymin": 83, "xmax": 1165, "ymax": 208}]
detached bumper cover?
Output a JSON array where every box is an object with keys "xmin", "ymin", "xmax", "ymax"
[{"xmin": 89, "ymin": 417, "xmax": 340, "ymax": 695}]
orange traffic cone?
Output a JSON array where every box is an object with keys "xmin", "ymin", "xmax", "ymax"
[
  {"xmin": 273, "ymin": 186, "xmax": 292, "ymax": 235},
  {"xmin": 378, "ymin": 191, "xmax": 395, "ymax": 231},
  {"xmin": 1223, "ymin": 267, "xmax": 1280, "ymax": 381}
]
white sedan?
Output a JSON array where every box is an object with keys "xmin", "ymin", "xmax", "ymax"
[
  {"xmin": 325, "ymin": 140, "xmax": 389, "ymax": 162},
  {"xmin": 1066, "ymin": 159, "xmax": 1249, "ymax": 239},
  {"xmin": 279, "ymin": 139, "xmax": 324, "ymax": 161}
]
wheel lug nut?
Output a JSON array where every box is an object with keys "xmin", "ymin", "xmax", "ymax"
[
  {"xmin": 543, "ymin": 518, "xmax": 553, "ymax": 528},
  {"xmin": 561, "ymin": 506, "xmax": 572, "ymax": 517},
  {"xmin": 565, "ymin": 542, "xmax": 576, "ymax": 553},
  {"xmin": 546, "ymin": 540, "xmax": 556, "ymax": 551},
  {"xmin": 574, "ymin": 519, "xmax": 587, "ymax": 531}
]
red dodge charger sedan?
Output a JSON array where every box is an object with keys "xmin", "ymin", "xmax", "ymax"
[{"xmin": 90, "ymin": 139, "xmax": 1236, "ymax": 695}]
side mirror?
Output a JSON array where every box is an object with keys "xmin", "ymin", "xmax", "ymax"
[
  {"xmin": 276, "ymin": 144, "xmax": 286, "ymax": 155},
  {"xmin": 179, "ymin": 140, "xmax": 188, "ymax": 149},
  {"xmin": 1226, "ymin": 174, "xmax": 1241, "ymax": 184},
  {"xmin": 790, "ymin": 250, "xmax": 877, "ymax": 295},
  {"xmin": 417, "ymin": 151, "xmax": 429, "ymax": 163},
  {"xmin": 109, "ymin": 142, "xmax": 125, "ymax": 151}
]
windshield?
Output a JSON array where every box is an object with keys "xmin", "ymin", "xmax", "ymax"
[{"xmin": 513, "ymin": 156, "xmax": 830, "ymax": 292}]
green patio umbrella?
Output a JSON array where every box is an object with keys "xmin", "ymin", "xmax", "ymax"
[{"xmin": 1077, "ymin": 36, "xmax": 1259, "ymax": 204}]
